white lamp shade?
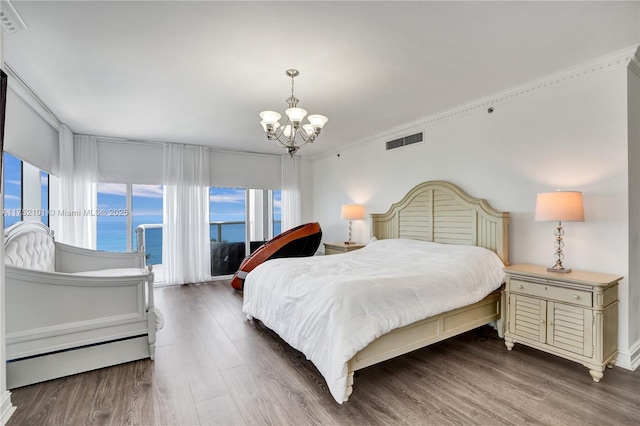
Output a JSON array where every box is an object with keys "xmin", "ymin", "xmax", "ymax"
[
  {"xmin": 260, "ymin": 120, "xmax": 280, "ymax": 132},
  {"xmin": 341, "ymin": 204, "xmax": 364, "ymax": 220},
  {"xmin": 535, "ymin": 191, "xmax": 584, "ymax": 222},
  {"xmin": 307, "ymin": 114, "xmax": 328, "ymax": 129},
  {"xmin": 285, "ymin": 107, "xmax": 307, "ymax": 123},
  {"xmin": 259, "ymin": 110, "xmax": 281, "ymax": 125},
  {"xmin": 282, "ymin": 124, "xmax": 294, "ymax": 138},
  {"xmin": 302, "ymin": 124, "xmax": 315, "ymax": 136}
]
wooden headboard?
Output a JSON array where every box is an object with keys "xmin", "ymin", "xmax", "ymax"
[{"xmin": 371, "ymin": 181, "xmax": 509, "ymax": 265}]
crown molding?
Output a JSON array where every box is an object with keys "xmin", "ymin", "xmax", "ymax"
[
  {"xmin": 1, "ymin": 0, "xmax": 26, "ymax": 33},
  {"xmin": 4, "ymin": 61, "xmax": 61, "ymax": 130},
  {"xmin": 628, "ymin": 46, "xmax": 640, "ymax": 78},
  {"xmin": 312, "ymin": 44, "xmax": 640, "ymax": 162}
]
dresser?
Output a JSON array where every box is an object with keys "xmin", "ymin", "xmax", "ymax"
[
  {"xmin": 323, "ymin": 242, "xmax": 366, "ymax": 255},
  {"xmin": 503, "ymin": 264, "xmax": 621, "ymax": 382}
]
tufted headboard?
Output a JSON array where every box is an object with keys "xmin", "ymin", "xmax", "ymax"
[{"xmin": 4, "ymin": 221, "xmax": 56, "ymax": 272}]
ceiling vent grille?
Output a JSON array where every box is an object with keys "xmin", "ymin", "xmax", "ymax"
[{"xmin": 385, "ymin": 132, "xmax": 423, "ymax": 150}]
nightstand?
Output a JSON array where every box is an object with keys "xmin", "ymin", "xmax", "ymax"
[
  {"xmin": 503, "ymin": 264, "xmax": 622, "ymax": 382},
  {"xmin": 323, "ymin": 242, "xmax": 366, "ymax": 255}
]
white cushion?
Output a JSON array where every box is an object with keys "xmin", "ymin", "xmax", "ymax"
[{"xmin": 69, "ymin": 268, "xmax": 148, "ymax": 277}]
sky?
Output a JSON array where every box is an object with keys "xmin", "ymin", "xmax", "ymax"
[{"xmin": 3, "ymin": 153, "xmax": 25, "ymax": 227}]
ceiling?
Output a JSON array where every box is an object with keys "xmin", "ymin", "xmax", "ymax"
[{"xmin": 3, "ymin": 1, "xmax": 639, "ymax": 158}]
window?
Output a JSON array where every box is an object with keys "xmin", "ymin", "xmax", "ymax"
[
  {"xmin": 272, "ymin": 189, "xmax": 281, "ymax": 237},
  {"xmin": 209, "ymin": 187, "xmax": 246, "ymax": 277},
  {"xmin": 209, "ymin": 187, "xmax": 282, "ymax": 277},
  {"xmin": 132, "ymin": 184, "xmax": 163, "ymax": 265},
  {"xmin": 2, "ymin": 153, "xmax": 50, "ymax": 229},
  {"xmin": 209, "ymin": 187, "xmax": 246, "ymax": 243},
  {"xmin": 96, "ymin": 183, "xmax": 128, "ymax": 252},
  {"xmin": 3, "ymin": 152, "xmax": 22, "ymax": 228},
  {"xmin": 96, "ymin": 183, "xmax": 164, "ymax": 262}
]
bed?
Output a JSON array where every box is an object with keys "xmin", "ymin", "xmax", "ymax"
[
  {"xmin": 4, "ymin": 221, "xmax": 162, "ymax": 389},
  {"xmin": 242, "ymin": 180, "xmax": 509, "ymax": 403}
]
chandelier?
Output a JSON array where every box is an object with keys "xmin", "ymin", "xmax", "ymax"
[{"xmin": 259, "ymin": 69, "xmax": 328, "ymax": 156}]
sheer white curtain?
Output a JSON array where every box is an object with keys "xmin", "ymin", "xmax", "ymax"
[
  {"xmin": 58, "ymin": 126, "xmax": 98, "ymax": 248},
  {"xmin": 162, "ymin": 143, "xmax": 211, "ymax": 285},
  {"xmin": 58, "ymin": 124, "xmax": 74, "ymax": 243},
  {"xmin": 281, "ymin": 155, "xmax": 301, "ymax": 231}
]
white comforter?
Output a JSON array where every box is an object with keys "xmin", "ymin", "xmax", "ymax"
[{"xmin": 242, "ymin": 238, "xmax": 505, "ymax": 403}]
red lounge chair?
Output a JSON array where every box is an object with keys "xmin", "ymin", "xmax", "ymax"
[{"xmin": 230, "ymin": 222, "xmax": 322, "ymax": 290}]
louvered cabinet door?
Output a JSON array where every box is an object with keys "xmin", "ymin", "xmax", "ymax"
[
  {"xmin": 508, "ymin": 294, "xmax": 546, "ymax": 343},
  {"xmin": 503, "ymin": 264, "xmax": 621, "ymax": 383},
  {"xmin": 546, "ymin": 301, "xmax": 593, "ymax": 357}
]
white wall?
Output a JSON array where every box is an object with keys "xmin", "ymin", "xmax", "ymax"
[
  {"xmin": 627, "ymin": 51, "xmax": 640, "ymax": 365},
  {"xmin": 311, "ymin": 57, "xmax": 635, "ymax": 366}
]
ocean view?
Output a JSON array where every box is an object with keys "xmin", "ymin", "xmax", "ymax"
[
  {"xmin": 4, "ymin": 214, "xmax": 279, "ymax": 267},
  {"xmin": 97, "ymin": 215, "xmax": 280, "ymax": 265}
]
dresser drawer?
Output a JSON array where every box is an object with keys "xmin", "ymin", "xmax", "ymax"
[{"xmin": 509, "ymin": 279, "xmax": 592, "ymax": 307}]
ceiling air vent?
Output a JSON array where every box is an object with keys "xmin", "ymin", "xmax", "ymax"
[{"xmin": 385, "ymin": 132, "xmax": 423, "ymax": 150}]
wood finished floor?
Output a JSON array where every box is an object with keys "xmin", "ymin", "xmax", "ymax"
[{"xmin": 7, "ymin": 280, "xmax": 640, "ymax": 425}]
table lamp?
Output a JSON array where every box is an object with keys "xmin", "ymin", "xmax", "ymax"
[
  {"xmin": 535, "ymin": 191, "xmax": 584, "ymax": 273},
  {"xmin": 341, "ymin": 204, "xmax": 364, "ymax": 244}
]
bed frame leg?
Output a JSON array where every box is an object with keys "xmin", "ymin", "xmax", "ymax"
[
  {"xmin": 343, "ymin": 357, "xmax": 356, "ymax": 402},
  {"xmin": 344, "ymin": 373, "xmax": 354, "ymax": 402},
  {"xmin": 344, "ymin": 358, "xmax": 356, "ymax": 402}
]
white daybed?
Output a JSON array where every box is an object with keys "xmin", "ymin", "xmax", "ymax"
[
  {"xmin": 243, "ymin": 180, "xmax": 509, "ymax": 403},
  {"xmin": 4, "ymin": 221, "xmax": 161, "ymax": 389}
]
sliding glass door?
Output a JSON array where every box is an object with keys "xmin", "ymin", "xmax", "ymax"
[{"xmin": 209, "ymin": 187, "xmax": 281, "ymax": 277}]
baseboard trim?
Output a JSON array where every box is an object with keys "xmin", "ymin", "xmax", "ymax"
[
  {"xmin": 0, "ymin": 390, "xmax": 15, "ymax": 426},
  {"xmin": 616, "ymin": 339, "xmax": 640, "ymax": 371}
]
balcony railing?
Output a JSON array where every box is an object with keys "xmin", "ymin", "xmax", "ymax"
[{"xmin": 135, "ymin": 221, "xmax": 281, "ymax": 274}]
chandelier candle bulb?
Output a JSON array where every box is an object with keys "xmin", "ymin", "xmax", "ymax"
[
  {"xmin": 260, "ymin": 69, "xmax": 328, "ymax": 156},
  {"xmin": 285, "ymin": 107, "xmax": 307, "ymax": 125},
  {"xmin": 259, "ymin": 110, "xmax": 281, "ymax": 124}
]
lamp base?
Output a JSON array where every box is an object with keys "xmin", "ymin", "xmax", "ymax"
[{"xmin": 547, "ymin": 266, "xmax": 572, "ymax": 274}]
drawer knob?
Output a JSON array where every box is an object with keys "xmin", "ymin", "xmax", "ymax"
[
  {"xmin": 573, "ymin": 295, "xmax": 580, "ymax": 299},
  {"xmin": 540, "ymin": 319, "xmax": 545, "ymax": 324},
  {"xmin": 518, "ymin": 285, "xmax": 523, "ymax": 289}
]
